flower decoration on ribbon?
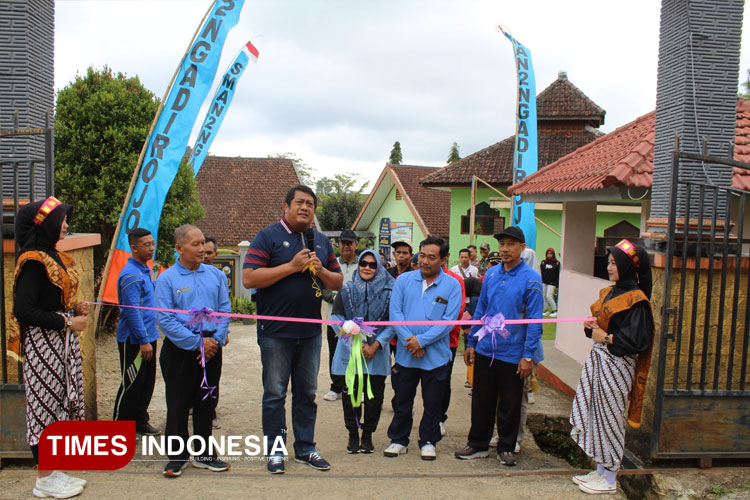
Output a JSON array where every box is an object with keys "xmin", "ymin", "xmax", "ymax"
[
  {"xmin": 474, "ymin": 313, "xmax": 511, "ymax": 365},
  {"xmin": 186, "ymin": 307, "xmax": 224, "ymax": 400},
  {"xmin": 338, "ymin": 318, "xmax": 375, "ymax": 412}
]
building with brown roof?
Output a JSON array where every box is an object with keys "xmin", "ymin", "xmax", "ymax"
[
  {"xmin": 194, "ymin": 155, "xmax": 305, "ymax": 246},
  {"xmin": 419, "ymin": 72, "xmax": 617, "ymax": 253},
  {"xmin": 351, "ymin": 164, "xmax": 450, "ymax": 257},
  {"xmin": 506, "ymin": 98, "xmax": 750, "ymax": 365}
]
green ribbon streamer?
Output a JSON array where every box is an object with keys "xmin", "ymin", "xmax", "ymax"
[{"xmin": 345, "ymin": 335, "xmax": 374, "ymax": 408}]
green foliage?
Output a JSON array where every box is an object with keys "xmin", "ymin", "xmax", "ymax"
[
  {"xmin": 154, "ymin": 160, "xmax": 206, "ymax": 266},
  {"xmin": 710, "ymin": 484, "xmax": 730, "ymax": 496},
  {"xmin": 741, "ymin": 69, "xmax": 750, "ymax": 99},
  {"xmin": 269, "ymin": 152, "xmax": 315, "ymax": 186},
  {"xmin": 447, "ymin": 142, "xmax": 461, "ymax": 164},
  {"xmin": 231, "ymin": 295, "xmax": 256, "ymax": 323},
  {"xmin": 315, "ymin": 173, "xmax": 368, "ymax": 231},
  {"xmin": 55, "ymin": 66, "xmax": 159, "ymax": 268},
  {"xmin": 54, "ymin": 66, "xmax": 205, "ymax": 272},
  {"xmin": 389, "ymin": 141, "xmax": 403, "ymax": 165}
]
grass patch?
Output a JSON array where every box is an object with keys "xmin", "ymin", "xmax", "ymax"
[{"xmin": 542, "ymin": 321, "xmax": 556, "ymax": 341}]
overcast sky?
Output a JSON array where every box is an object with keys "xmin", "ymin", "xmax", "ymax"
[{"xmin": 55, "ymin": 0, "xmax": 750, "ymax": 190}]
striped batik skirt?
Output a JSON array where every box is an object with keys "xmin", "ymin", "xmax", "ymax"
[
  {"xmin": 23, "ymin": 324, "xmax": 85, "ymax": 446},
  {"xmin": 569, "ymin": 342, "xmax": 636, "ymax": 472}
]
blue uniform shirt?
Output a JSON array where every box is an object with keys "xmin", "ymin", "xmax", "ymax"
[
  {"xmin": 155, "ymin": 260, "xmax": 231, "ymax": 350},
  {"xmin": 389, "ymin": 269, "xmax": 462, "ymax": 370},
  {"xmin": 116, "ymin": 257, "xmax": 159, "ymax": 345},
  {"xmin": 468, "ymin": 260, "xmax": 543, "ymax": 364}
]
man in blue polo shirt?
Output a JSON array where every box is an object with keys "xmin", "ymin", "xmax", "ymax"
[
  {"xmin": 455, "ymin": 226, "xmax": 542, "ymax": 467},
  {"xmin": 156, "ymin": 224, "xmax": 231, "ymax": 478},
  {"xmin": 384, "ymin": 236, "xmax": 461, "ymax": 461},
  {"xmin": 113, "ymin": 227, "xmax": 160, "ymax": 436},
  {"xmin": 243, "ymin": 184, "xmax": 343, "ymax": 475}
]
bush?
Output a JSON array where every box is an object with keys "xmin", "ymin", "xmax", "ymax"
[{"xmin": 231, "ymin": 296, "xmax": 255, "ymax": 323}]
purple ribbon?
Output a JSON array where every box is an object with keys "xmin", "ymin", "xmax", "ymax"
[
  {"xmin": 187, "ymin": 307, "xmax": 223, "ymax": 400},
  {"xmin": 474, "ymin": 313, "xmax": 510, "ymax": 366}
]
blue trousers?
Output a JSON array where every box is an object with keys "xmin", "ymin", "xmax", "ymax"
[
  {"xmin": 387, "ymin": 363, "xmax": 449, "ymax": 448},
  {"xmin": 258, "ymin": 334, "xmax": 321, "ymax": 456}
]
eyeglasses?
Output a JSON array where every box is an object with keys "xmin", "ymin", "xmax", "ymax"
[{"xmin": 359, "ymin": 261, "xmax": 378, "ymax": 269}]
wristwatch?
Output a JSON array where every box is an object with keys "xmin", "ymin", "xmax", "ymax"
[
  {"xmin": 66, "ymin": 317, "xmax": 73, "ymax": 328},
  {"xmin": 604, "ymin": 333, "xmax": 612, "ymax": 344},
  {"xmin": 523, "ymin": 357, "xmax": 533, "ymax": 362}
]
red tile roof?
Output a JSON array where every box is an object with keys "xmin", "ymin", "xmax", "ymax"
[
  {"xmin": 390, "ymin": 164, "xmax": 451, "ymax": 238},
  {"xmin": 195, "ymin": 156, "xmax": 302, "ymax": 245},
  {"xmin": 509, "ymin": 99, "xmax": 750, "ymax": 195},
  {"xmin": 421, "ymin": 74, "xmax": 603, "ymax": 187},
  {"xmin": 537, "ymin": 72, "xmax": 606, "ymax": 126}
]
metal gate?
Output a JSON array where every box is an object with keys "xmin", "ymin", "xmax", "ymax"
[
  {"xmin": 0, "ymin": 111, "xmax": 53, "ymax": 459},
  {"xmin": 651, "ymin": 140, "xmax": 750, "ymax": 459}
]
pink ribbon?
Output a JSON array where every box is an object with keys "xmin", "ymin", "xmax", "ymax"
[{"xmin": 89, "ymin": 301, "xmax": 593, "ymax": 327}]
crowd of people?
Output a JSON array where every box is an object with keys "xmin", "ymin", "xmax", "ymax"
[{"xmin": 11, "ymin": 188, "xmax": 654, "ymax": 497}]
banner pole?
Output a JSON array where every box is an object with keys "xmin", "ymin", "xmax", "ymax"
[{"xmin": 97, "ymin": 2, "xmax": 215, "ymax": 304}]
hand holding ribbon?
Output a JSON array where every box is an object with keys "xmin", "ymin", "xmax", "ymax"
[
  {"xmin": 186, "ymin": 307, "xmax": 223, "ymax": 401},
  {"xmin": 338, "ymin": 318, "xmax": 375, "ymax": 411}
]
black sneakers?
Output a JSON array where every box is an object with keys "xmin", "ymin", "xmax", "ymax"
[
  {"xmin": 163, "ymin": 460, "xmax": 187, "ymax": 478},
  {"xmin": 267, "ymin": 456, "xmax": 285, "ymax": 474},
  {"xmin": 359, "ymin": 433, "xmax": 374, "ymax": 454},
  {"xmin": 192, "ymin": 456, "xmax": 230, "ymax": 472},
  {"xmin": 294, "ymin": 451, "xmax": 331, "ymax": 471},
  {"xmin": 136, "ymin": 422, "xmax": 161, "ymax": 436},
  {"xmin": 347, "ymin": 434, "xmax": 360, "ymax": 454}
]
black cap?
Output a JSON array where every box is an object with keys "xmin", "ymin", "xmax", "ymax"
[
  {"xmin": 487, "ymin": 251, "xmax": 502, "ymax": 264},
  {"xmin": 339, "ymin": 229, "xmax": 358, "ymax": 242},
  {"xmin": 493, "ymin": 226, "xmax": 525, "ymax": 244}
]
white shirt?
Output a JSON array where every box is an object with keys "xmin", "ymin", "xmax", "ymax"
[{"xmin": 450, "ymin": 264, "xmax": 479, "ymax": 279}]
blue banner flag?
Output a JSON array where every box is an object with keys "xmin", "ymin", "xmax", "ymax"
[
  {"xmin": 103, "ymin": 0, "xmax": 244, "ymax": 303},
  {"xmin": 500, "ymin": 26, "xmax": 538, "ymax": 249},
  {"xmin": 189, "ymin": 41, "xmax": 259, "ymax": 176}
]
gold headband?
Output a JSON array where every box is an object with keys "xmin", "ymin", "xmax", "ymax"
[{"xmin": 33, "ymin": 196, "xmax": 62, "ymax": 226}]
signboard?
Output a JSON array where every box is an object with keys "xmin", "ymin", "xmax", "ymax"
[
  {"xmin": 379, "ymin": 217, "xmax": 391, "ymax": 259},
  {"xmin": 390, "ymin": 221, "xmax": 413, "ymax": 242}
]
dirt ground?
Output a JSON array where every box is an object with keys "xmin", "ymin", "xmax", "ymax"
[{"xmin": 2, "ymin": 320, "xmax": 748, "ymax": 499}]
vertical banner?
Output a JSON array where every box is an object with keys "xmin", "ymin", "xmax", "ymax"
[
  {"xmin": 379, "ymin": 217, "xmax": 391, "ymax": 260},
  {"xmin": 101, "ymin": 0, "xmax": 245, "ymax": 303},
  {"xmin": 499, "ymin": 26, "xmax": 537, "ymax": 249},
  {"xmin": 188, "ymin": 41, "xmax": 259, "ymax": 176}
]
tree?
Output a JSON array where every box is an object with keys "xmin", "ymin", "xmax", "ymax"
[
  {"xmin": 269, "ymin": 152, "xmax": 315, "ymax": 186},
  {"xmin": 54, "ymin": 66, "xmax": 204, "ymax": 271},
  {"xmin": 389, "ymin": 141, "xmax": 403, "ymax": 165},
  {"xmin": 316, "ymin": 173, "xmax": 369, "ymax": 231},
  {"xmin": 447, "ymin": 142, "xmax": 461, "ymax": 164},
  {"xmin": 154, "ymin": 160, "xmax": 206, "ymax": 266},
  {"xmin": 741, "ymin": 68, "xmax": 750, "ymax": 99}
]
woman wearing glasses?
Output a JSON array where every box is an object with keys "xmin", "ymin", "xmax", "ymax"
[{"xmin": 330, "ymin": 250, "xmax": 396, "ymax": 454}]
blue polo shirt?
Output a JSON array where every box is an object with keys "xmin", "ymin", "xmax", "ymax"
[
  {"xmin": 116, "ymin": 257, "xmax": 158, "ymax": 345},
  {"xmin": 155, "ymin": 261, "xmax": 231, "ymax": 350},
  {"xmin": 389, "ymin": 268, "xmax": 462, "ymax": 370},
  {"xmin": 244, "ymin": 218, "xmax": 341, "ymax": 338},
  {"xmin": 468, "ymin": 260, "xmax": 543, "ymax": 364}
]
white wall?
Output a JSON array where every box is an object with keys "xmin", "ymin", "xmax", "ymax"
[{"xmin": 556, "ymin": 269, "xmax": 612, "ymax": 363}]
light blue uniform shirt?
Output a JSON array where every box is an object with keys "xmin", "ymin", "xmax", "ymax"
[
  {"xmin": 389, "ymin": 269, "xmax": 462, "ymax": 370},
  {"xmin": 155, "ymin": 260, "xmax": 231, "ymax": 350}
]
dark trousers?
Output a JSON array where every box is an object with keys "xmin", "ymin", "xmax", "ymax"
[
  {"xmin": 160, "ymin": 337, "xmax": 222, "ymax": 461},
  {"xmin": 440, "ymin": 346, "xmax": 458, "ymax": 422},
  {"xmin": 387, "ymin": 363, "xmax": 449, "ymax": 448},
  {"xmin": 342, "ymin": 374, "xmax": 386, "ymax": 434},
  {"xmin": 326, "ymin": 326, "xmax": 345, "ymax": 393},
  {"xmin": 113, "ymin": 339, "xmax": 157, "ymax": 425},
  {"xmin": 467, "ymin": 354, "xmax": 524, "ymax": 453}
]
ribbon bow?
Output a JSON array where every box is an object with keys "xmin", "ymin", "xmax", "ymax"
[
  {"xmin": 473, "ymin": 313, "xmax": 511, "ymax": 365},
  {"xmin": 186, "ymin": 307, "xmax": 223, "ymax": 400},
  {"xmin": 338, "ymin": 318, "xmax": 376, "ymax": 414}
]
